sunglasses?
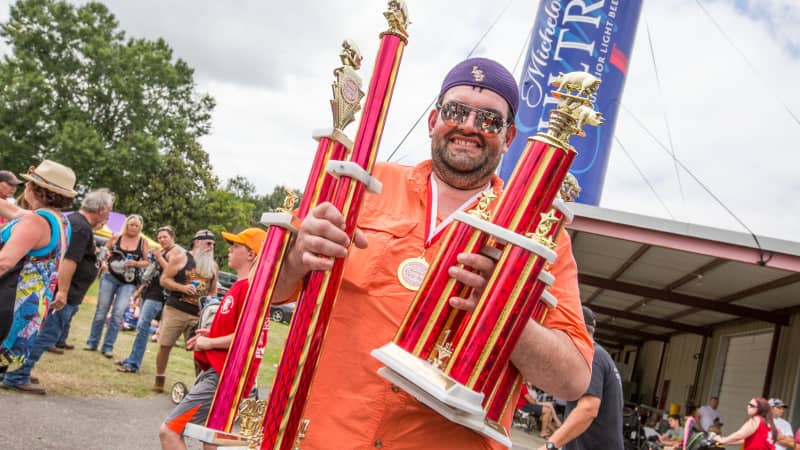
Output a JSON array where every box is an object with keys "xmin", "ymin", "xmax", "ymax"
[{"xmin": 437, "ymin": 101, "xmax": 510, "ymax": 135}]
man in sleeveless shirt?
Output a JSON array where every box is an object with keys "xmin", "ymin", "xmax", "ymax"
[{"xmin": 152, "ymin": 229, "xmax": 218, "ymax": 392}]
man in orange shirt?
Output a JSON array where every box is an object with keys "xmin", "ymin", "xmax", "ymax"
[{"xmin": 274, "ymin": 58, "xmax": 592, "ymax": 449}]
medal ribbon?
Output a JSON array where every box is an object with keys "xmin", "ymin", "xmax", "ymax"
[{"xmin": 425, "ymin": 175, "xmax": 489, "ymax": 250}]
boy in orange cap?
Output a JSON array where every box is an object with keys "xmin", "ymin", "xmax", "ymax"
[{"xmin": 159, "ymin": 227, "xmax": 266, "ymax": 450}]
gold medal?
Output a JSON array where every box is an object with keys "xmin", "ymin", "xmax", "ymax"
[{"xmin": 397, "ymin": 256, "xmax": 429, "ymax": 291}]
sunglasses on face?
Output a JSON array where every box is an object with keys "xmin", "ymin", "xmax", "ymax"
[{"xmin": 436, "ymin": 101, "xmax": 510, "ymax": 135}]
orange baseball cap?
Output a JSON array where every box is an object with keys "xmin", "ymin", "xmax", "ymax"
[{"xmin": 221, "ymin": 227, "xmax": 267, "ymax": 255}]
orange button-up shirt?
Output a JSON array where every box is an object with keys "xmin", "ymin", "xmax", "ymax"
[{"xmin": 301, "ymin": 161, "xmax": 592, "ymax": 450}]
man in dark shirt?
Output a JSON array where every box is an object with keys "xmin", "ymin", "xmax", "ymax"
[
  {"xmin": 1, "ymin": 189, "xmax": 113, "ymax": 394},
  {"xmin": 537, "ymin": 306, "xmax": 624, "ymax": 450}
]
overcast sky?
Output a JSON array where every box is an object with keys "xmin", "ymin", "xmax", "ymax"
[{"xmin": 3, "ymin": 0, "xmax": 799, "ymax": 243}]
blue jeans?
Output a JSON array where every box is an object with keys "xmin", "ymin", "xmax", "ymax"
[
  {"xmin": 85, "ymin": 273, "xmax": 136, "ymax": 353},
  {"xmin": 121, "ymin": 298, "xmax": 163, "ymax": 371},
  {"xmin": 55, "ymin": 305, "xmax": 79, "ymax": 347},
  {"xmin": 3, "ymin": 304, "xmax": 78, "ymax": 386}
]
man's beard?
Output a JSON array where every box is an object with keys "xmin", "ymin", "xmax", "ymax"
[
  {"xmin": 430, "ymin": 130, "xmax": 503, "ymax": 190},
  {"xmin": 194, "ymin": 247, "xmax": 215, "ymax": 279}
]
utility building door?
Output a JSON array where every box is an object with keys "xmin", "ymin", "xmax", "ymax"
[{"xmin": 717, "ymin": 332, "xmax": 772, "ymax": 448}]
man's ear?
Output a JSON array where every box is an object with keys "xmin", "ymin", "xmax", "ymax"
[
  {"xmin": 502, "ymin": 124, "xmax": 517, "ymax": 153},
  {"xmin": 427, "ymin": 108, "xmax": 438, "ymax": 137}
]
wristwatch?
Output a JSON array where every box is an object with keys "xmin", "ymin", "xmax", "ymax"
[{"xmin": 545, "ymin": 442, "xmax": 558, "ymax": 450}]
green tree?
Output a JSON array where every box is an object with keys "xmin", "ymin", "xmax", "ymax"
[{"xmin": 0, "ymin": 0, "xmax": 219, "ymax": 239}]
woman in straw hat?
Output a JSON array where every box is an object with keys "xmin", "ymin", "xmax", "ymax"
[{"xmin": 0, "ymin": 160, "xmax": 76, "ymax": 368}]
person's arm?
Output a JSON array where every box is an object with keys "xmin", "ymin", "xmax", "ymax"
[
  {"xmin": 512, "ymin": 323, "xmax": 591, "ymax": 400},
  {"xmin": 152, "ymin": 247, "xmax": 168, "ymax": 269},
  {"xmin": 187, "ymin": 329, "xmax": 233, "ymax": 351},
  {"xmin": 0, "ymin": 200, "xmax": 26, "ymax": 220},
  {"xmin": 130, "ymin": 283, "xmax": 145, "ymax": 306},
  {"xmin": 99, "ymin": 235, "xmax": 116, "ymax": 273},
  {"xmin": 160, "ymin": 250, "xmax": 193, "ymax": 295},
  {"xmin": 0, "ymin": 213, "xmax": 48, "ymax": 274},
  {"xmin": 537, "ymin": 395, "xmax": 601, "ymax": 450},
  {"xmin": 776, "ymin": 434, "xmax": 796, "ymax": 447},
  {"xmin": 53, "ymin": 224, "xmax": 94, "ymax": 310},
  {"xmin": 52, "ymin": 259, "xmax": 77, "ymax": 311},
  {"xmin": 717, "ymin": 417, "xmax": 758, "ymax": 446},
  {"xmin": 137, "ymin": 240, "xmax": 150, "ymax": 268}
]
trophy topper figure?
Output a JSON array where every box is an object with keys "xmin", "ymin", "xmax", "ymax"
[
  {"xmin": 332, "ymin": 40, "xmax": 365, "ymax": 131},
  {"xmin": 468, "ymin": 189, "xmax": 497, "ymax": 221},
  {"xmin": 383, "ymin": 0, "xmax": 409, "ymax": 41},
  {"xmin": 560, "ymin": 173, "xmax": 582, "ymax": 203},
  {"xmin": 537, "ymin": 71, "xmax": 605, "ymax": 145},
  {"xmin": 277, "ymin": 190, "xmax": 299, "ymax": 213},
  {"xmin": 552, "ymin": 71, "xmax": 601, "ymax": 97}
]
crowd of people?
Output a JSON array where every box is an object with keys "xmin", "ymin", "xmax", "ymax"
[{"xmin": 0, "ymin": 160, "xmax": 230, "ymax": 399}]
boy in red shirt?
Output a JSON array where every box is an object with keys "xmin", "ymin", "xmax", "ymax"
[{"xmin": 159, "ymin": 227, "xmax": 266, "ymax": 450}]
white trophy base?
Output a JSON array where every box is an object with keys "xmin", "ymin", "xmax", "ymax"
[
  {"xmin": 183, "ymin": 423, "xmax": 250, "ymax": 449},
  {"xmin": 372, "ymin": 342, "xmax": 511, "ymax": 448}
]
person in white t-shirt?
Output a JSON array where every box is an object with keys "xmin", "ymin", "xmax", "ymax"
[
  {"xmin": 699, "ymin": 396, "xmax": 723, "ymax": 432},
  {"xmin": 770, "ymin": 398, "xmax": 795, "ymax": 450}
]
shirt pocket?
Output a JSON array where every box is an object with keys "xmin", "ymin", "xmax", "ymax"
[{"xmin": 342, "ymin": 212, "xmax": 419, "ymax": 295}]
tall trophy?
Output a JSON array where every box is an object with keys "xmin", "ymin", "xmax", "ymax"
[
  {"xmin": 183, "ymin": 38, "xmax": 365, "ymax": 449},
  {"xmin": 372, "ymin": 72, "xmax": 602, "ymax": 446},
  {"xmin": 184, "ymin": 2, "xmax": 411, "ymax": 450}
]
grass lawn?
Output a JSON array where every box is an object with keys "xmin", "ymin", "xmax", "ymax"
[{"xmin": 29, "ymin": 279, "xmax": 288, "ymax": 397}]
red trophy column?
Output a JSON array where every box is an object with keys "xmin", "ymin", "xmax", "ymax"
[{"xmin": 259, "ymin": 3, "xmax": 410, "ymax": 449}]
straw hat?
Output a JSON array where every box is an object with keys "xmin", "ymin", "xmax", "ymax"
[{"xmin": 20, "ymin": 160, "xmax": 77, "ymax": 198}]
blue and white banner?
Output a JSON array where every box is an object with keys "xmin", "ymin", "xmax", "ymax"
[{"xmin": 500, "ymin": 0, "xmax": 643, "ymax": 205}]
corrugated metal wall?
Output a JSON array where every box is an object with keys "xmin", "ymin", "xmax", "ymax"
[
  {"xmin": 659, "ymin": 333, "xmax": 703, "ymax": 413},
  {"xmin": 695, "ymin": 320, "xmax": 774, "ymax": 405},
  {"xmin": 633, "ymin": 340, "xmax": 664, "ymax": 405},
  {"xmin": 628, "ymin": 311, "xmax": 800, "ymax": 427}
]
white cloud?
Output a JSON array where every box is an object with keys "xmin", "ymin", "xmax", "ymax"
[
  {"xmin": 1, "ymin": 0, "xmax": 798, "ymax": 243},
  {"xmin": 604, "ymin": 0, "xmax": 800, "ymax": 242}
]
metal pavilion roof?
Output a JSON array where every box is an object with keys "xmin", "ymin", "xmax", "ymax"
[{"xmin": 565, "ymin": 203, "xmax": 800, "ymax": 349}]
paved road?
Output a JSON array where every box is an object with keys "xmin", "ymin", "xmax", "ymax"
[
  {"xmin": 0, "ymin": 390, "xmax": 543, "ymax": 449},
  {"xmin": 0, "ymin": 391, "xmax": 183, "ymax": 450}
]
